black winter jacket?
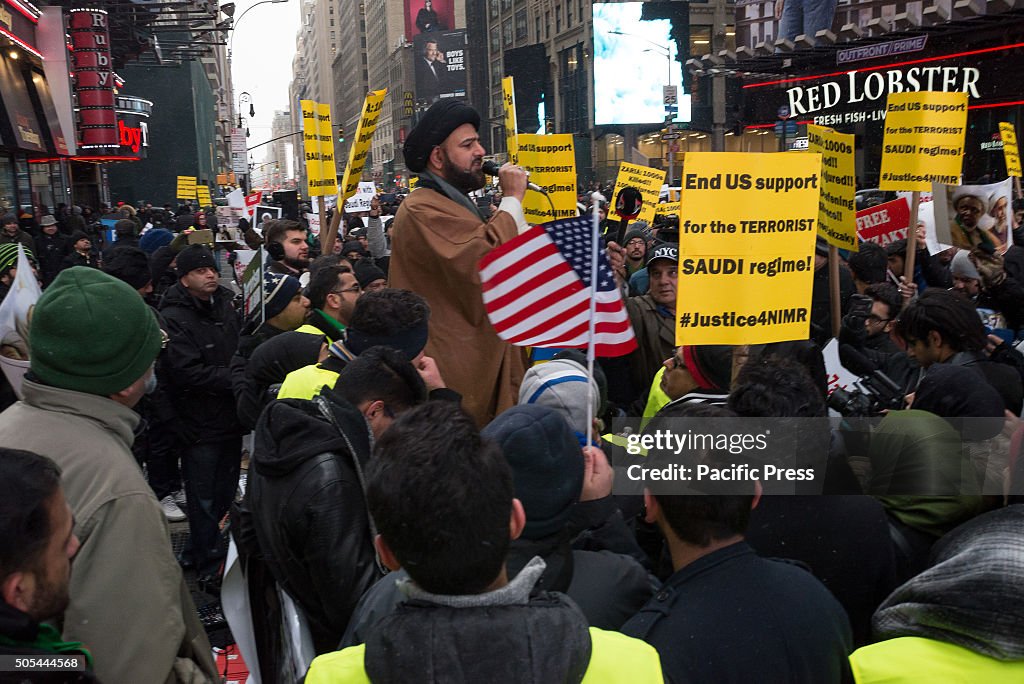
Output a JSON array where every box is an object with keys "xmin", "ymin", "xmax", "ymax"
[
  {"xmin": 159, "ymin": 282, "xmax": 242, "ymax": 442},
  {"xmin": 247, "ymin": 393, "xmax": 384, "ymax": 654}
]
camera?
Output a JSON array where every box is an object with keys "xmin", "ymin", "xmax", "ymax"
[{"xmin": 827, "ymin": 368, "xmax": 904, "ymax": 417}]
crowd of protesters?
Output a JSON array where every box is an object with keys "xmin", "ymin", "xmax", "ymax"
[{"xmin": 2, "ymin": 98, "xmax": 1024, "ymax": 684}]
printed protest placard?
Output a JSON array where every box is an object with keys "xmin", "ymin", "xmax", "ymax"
[
  {"xmin": 344, "ymin": 182, "xmax": 377, "ymax": 213},
  {"xmin": 196, "ymin": 185, "xmax": 212, "ymax": 208},
  {"xmin": 502, "ymin": 76, "xmax": 518, "ymax": 164},
  {"xmin": 879, "ymin": 91, "xmax": 968, "ymax": 192},
  {"xmin": 340, "ymin": 89, "xmax": 387, "ymax": 204},
  {"xmin": 656, "ymin": 201, "xmax": 681, "ymax": 217},
  {"xmin": 807, "ymin": 124, "xmax": 857, "ymax": 250},
  {"xmin": 305, "ymin": 212, "xmax": 321, "ymax": 237},
  {"xmin": 932, "ymin": 177, "xmax": 1014, "ymax": 252},
  {"xmin": 1000, "ymin": 122, "xmax": 1021, "ymax": 178},
  {"xmin": 176, "ymin": 176, "xmax": 196, "ymax": 200},
  {"xmin": 611, "ymin": 162, "xmax": 665, "ymax": 225},
  {"xmin": 855, "ymin": 197, "xmax": 911, "ymax": 247},
  {"xmin": 301, "ymin": 100, "xmax": 323, "ymax": 197},
  {"xmin": 241, "ymin": 249, "xmax": 266, "ymax": 325},
  {"xmin": 516, "ymin": 133, "xmax": 577, "ymax": 223},
  {"xmin": 676, "ymin": 152, "xmax": 820, "ymax": 345},
  {"xmin": 317, "ymin": 102, "xmax": 337, "ymax": 187}
]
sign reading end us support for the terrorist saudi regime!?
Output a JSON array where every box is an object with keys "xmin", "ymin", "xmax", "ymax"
[
  {"xmin": 676, "ymin": 152, "xmax": 820, "ymax": 345},
  {"xmin": 612, "ymin": 162, "xmax": 666, "ymax": 225},
  {"xmin": 516, "ymin": 133, "xmax": 577, "ymax": 223},
  {"xmin": 878, "ymin": 91, "xmax": 967, "ymax": 192},
  {"xmin": 807, "ymin": 125, "xmax": 857, "ymax": 251}
]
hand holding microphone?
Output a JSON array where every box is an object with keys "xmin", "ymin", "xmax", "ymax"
[{"xmin": 481, "ymin": 160, "xmax": 548, "ymax": 198}]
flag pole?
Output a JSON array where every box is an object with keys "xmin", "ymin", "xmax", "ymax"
[{"xmin": 586, "ymin": 200, "xmax": 601, "ymax": 448}]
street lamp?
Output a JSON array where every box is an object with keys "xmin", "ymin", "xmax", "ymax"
[
  {"xmin": 228, "ymin": 0, "xmax": 290, "ymax": 59},
  {"xmin": 609, "ymin": 30, "xmax": 677, "ymax": 185}
]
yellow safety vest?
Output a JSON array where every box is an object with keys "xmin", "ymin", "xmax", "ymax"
[
  {"xmin": 850, "ymin": 636, "xmax": 1024, "ymax": 683},
  {"xmin": 641, "ymin": 368, "xmax": 670, "ymax": 429},
  {"xmin": 294, "ymin": 324, "xmax": 324, "ymax": 336},
  {"xmin": 304, "ymin": 627, "xmax": 663, "ymax": 683},
  {"xmin": 276, "ymin": 363, "xmax": 340, "ymax": 400}
]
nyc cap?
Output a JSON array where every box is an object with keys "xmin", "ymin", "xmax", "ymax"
[{"xmin": 646, "ymin": 243, "xmax": 678, "ymax": 267}]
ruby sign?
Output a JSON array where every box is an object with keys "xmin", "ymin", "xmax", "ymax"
[
  {"xmin": 856, "ymin": 197, "xmax": 911, "ymax": 246},
  {"xmin": 70, "ymin": 9, "xmax": 117, "ymax": 149}
]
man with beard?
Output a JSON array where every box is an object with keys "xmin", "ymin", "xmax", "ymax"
[
  {"xmin": 389, "ymin": 99, "xmax": 529, "ymax": 425},
  {"xmin": 0, "ymin": 449, "xmax": 92, "ymax": 676},
  {"xmin": 264, "ymin": 219, "xmax": 311, "ymax": 278}
]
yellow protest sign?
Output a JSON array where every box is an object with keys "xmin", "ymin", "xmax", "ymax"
[
  {"xmin": 656, "ymin": 201, "xmax": 680, "ymax": 216},
  {"xmin": 676, "ymin": 152, "xmax": 820, "ymax": 345},
  {"xmin": 878, "ymin": 91, "xmax": 967, "ymax": 191},
  {"xmin": 516, "ymin": 134, "xmax": 577, "ymax": 223},
  {"xmin": 612, "ymin": 162, "xmax": 665, "ymax": 225},
  {"xmin": 502, "ymin": 76, "xmax": 518, "ymax": 164},
  {"xmin": 340, "ymin": 89, "xmax": 387, "ymax": 204},
  {"xmin": 807, "ymin": 125, "xmax": 857, "ymax": 251},
  {"xmin": 176, "ymin": 176, "xmax": 196, "ymax": 200},
  {"xmin": 409, "ymin": 176, "xmax": 418, "ymax": 190},
  {"xmin": 301, "ymin": 100, "xmax": 323, "ymax": 197},
  {"xmin": 196, "ymin": 185, "xmax": 212, "ymax": 208},
  {"xmin": 1000, "ymin": 122, "xmax": 1021, "ymax": 178},
  {"xmin": 317, "ymin": 102, "xmax": 337, "ymax": 188}
]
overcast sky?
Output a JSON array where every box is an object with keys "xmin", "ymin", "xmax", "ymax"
[{"xmin": 229, "ymin": 0, "xmax": 301, "ymax": 162}]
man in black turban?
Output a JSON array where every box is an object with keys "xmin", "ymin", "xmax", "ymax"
[{"xmin": 389, "ymin": 99, "xmax": 530, "ymax": 426}]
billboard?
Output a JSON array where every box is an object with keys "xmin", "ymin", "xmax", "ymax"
[
  {"xmin": 413, "ymin": 30, "xmax": 467, "ymax": 106},
  {"xmin": 736, "ymin": 1, "xmax": 1016, "ymax": 53},
  {"xmin": 592, "ymin": 2, "xmax": 690, "ymax": 125},
  {"xmin": 404, "ymin": 0, "xmax": 455, "ymax": 40}
]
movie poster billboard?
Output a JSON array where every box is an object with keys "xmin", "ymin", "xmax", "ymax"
[
  {"xmin": 736, "ymin": 1, "xmax": 1015, "ymax": 54},
  {"xmin": 413, "ymin": 30, "xmax": 467, "ymax": 106},
  {"xmin": 404, "ymin": 0, "xmax": 455, "ymax": 40},
  {"xmin": 933, "ymin": 178, "xmax": 1014, "ymax": 253}
]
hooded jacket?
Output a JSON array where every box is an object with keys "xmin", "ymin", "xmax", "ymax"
[
  {"xmin": 247, "ymin": 392, "xmax": 385, "ymax": 654},
  {"xmin": 311, "ymin": 558, "xmax": 663, "ymax": 684},
  {"xmin": 851, "ymin": 506, "xmax": 1024, "ymax": 682},
  {"xmin": 159, "ymin": 282, "xmax": 242, "ymax": 442}
]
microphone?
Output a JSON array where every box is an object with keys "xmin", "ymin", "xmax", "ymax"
[{"xmin": 481, "ymin": 160, "xmax": 548, "ymax": 194}]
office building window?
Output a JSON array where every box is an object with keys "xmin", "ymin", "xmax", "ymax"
[
  {"xmin": 490, "ymin": 26, "xmax": 500, "ymax": 52},
  {"xmin": 515, "ymin": 9, "xmax": 527, "ymax": 41},
  {"xmin": 502, "ymin": 19, "xmax": 512, "ymax": 47}
]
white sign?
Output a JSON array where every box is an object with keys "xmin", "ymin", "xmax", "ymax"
[
  {"xmin": 231, "ymin": 128, "xmax": 248, "ymax": 174},
  {"xmin": 662, "ymin": 85, "xmax": 677, "ymax": 105},
  {"xmin": 344, "ymin": 182, "xmax": 376, "ymax": 212},
  {"xmin": 305, "ymin": 212, "xmax": 321, "ymax": 237},
  {"xmin": 823, "ymin": 338, "xmax": 860, "ymax": 418}
]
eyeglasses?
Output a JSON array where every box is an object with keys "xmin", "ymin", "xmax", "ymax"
[
  {"xmin": 626, "ymin": 238, "xmax": 645, "ymax": 247},
  {"xmin": 667, "ymin": 352, "xmax": 685, "ymax": 370},
  {"xmin": 866, "ymin": 314, "xmax": 890, "ymax": 324},
  {"xmin": 332, "ymin": 284, "xmax": 361, "ymax": 295}
]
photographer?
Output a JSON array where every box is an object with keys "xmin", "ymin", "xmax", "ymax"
[{"xmin": 838, "ymin": 283, "xmax": 915, "ymax": 391}]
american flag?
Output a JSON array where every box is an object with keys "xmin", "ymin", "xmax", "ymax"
[{"xmin": 479, "ymin": 216, "xmax": 637, "ymax": 356}]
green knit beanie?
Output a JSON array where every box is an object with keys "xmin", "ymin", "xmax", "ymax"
[{"xmin": 29, "ymin": 267, "xmax": 162, "ymax": 396}]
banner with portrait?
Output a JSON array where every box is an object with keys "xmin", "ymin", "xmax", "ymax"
[
  {"xmin": 404, "ymin": 0, "xmax": 455, "ymax": 40},
  {"xmin": 413, "ymin": 30, "xmax": 467, "ymax": 106},
  {"xmin": 932, "ymin": 178, "xmax": 1014, "ymax": 253}
]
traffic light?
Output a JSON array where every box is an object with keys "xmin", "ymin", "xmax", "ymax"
[
  {"xmin": 545, "ymin": 119, "xmax": 554, "ymax": 134},
  {"xmin": 338, "ymin": 126, "xmax": 345, "ymax": 143}
]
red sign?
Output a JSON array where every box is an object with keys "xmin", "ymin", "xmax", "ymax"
[
  {"xmin": 856, "ymin": 197, "xmax": 911, "ymax": 246},
  {"xmin": 245, "ymin": 191, "xmax": 262, "ymax": 222},
  {"xmin": 69, "ymin": 9, "xmax": 117, "ymax": 149},
  {"xmin": 117, "ymin": 119, "xmax": 142, "ymax": 153}
]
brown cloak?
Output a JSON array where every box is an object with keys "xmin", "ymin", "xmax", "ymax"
[{"xmin": 389, "ymin": 187, "xmax": 528, "ymax": 425}]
